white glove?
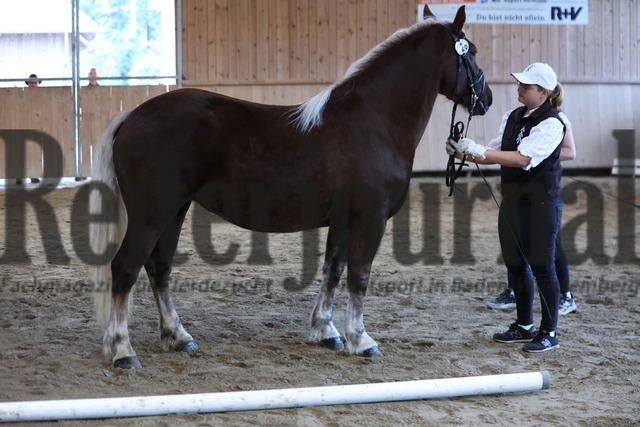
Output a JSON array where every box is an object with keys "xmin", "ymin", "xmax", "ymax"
[
  {"xmin": 446, "ymin": 139, "xmax": 465, "ymax": 160},
  {"xmin": 448, "ymin": 137, "xmax": 488, "ymax": 160}
]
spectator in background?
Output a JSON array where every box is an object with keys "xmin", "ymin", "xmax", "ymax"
[
  {"xmin": 88, "ymin": 68, "xmax": 100, "ymax": 86},
  {"xmin": 25, "ymin": 74, "xmax": 41, "ymax": 87}
]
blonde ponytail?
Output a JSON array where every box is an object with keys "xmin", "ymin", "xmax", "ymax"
[{"xmin": 550, "ymin": 82, "xmax": 564, "ymax": 110}]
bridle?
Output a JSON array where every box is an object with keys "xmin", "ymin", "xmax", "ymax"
[
  {"xmin": 444, "ymin": 28, "xmax": 488, "ymax": 196},
  {"xmin": 451, "ymin": 31, "xmax": 488, "ymax": 116}
]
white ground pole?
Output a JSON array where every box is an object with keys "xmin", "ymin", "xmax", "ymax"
[{"xmin": 0, "ymin": 371, "xmax": 550, "ymax": 423}]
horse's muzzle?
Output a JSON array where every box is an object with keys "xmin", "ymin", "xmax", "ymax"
[{"xmin": 472, "ymin": 86, "xmax": 492, "ymax": 116}]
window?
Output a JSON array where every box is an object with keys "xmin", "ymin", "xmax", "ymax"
[
  {"xmin": 0, "ymin": 0, "xmax": 176, "ymax": 87},
  {"xmin": 80, "ymin": 0, "xmax": 176, "ymax": 85}
]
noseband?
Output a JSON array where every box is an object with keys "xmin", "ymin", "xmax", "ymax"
[{"xmin": 445, "ymin": 28, "xmax": 487, "ymax": 196}]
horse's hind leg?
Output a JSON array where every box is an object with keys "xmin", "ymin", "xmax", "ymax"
[
  {"xmin": 106, "ymin": 237, "xmax": 158, "ymax": 370},
  {"xmin": 105, "ymin": 201, "xmax": 188, "ymax": 369},
  {"xmin": 144, "ymin": 202, "xmax": 197, "ymax": 354},
  {"xmin": 310, "ymin": 227, "xmax": 347, "ymax": 351}
]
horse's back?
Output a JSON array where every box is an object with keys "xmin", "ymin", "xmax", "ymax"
[
  {"xmin": 112, "ymin": 88, "xmax": 337, "ymax": 231},
  {"xmin": 122, "ymin": 88, "xmax": 292, "ymax": 134},
  {"xmin": 113, "ymin": 88, "xmax": 298, "ymax": 176}
]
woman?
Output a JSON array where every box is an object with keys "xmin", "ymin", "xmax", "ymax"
[
  {"xmin": 448, "ymin": 63, "xmax": 565, "ymax": 352},
  {"xmin": 486, "ymin": 92, "xmax": 577, "ymax": 316}
]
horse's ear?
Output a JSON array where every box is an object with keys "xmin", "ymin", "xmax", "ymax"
[
  {"xmin": 422, "ymin": 5, "xmax": 435, "ymax": 20},
  {"xmin": 452, "ymin": 6, "xmax": 466, "ymax": 36}
]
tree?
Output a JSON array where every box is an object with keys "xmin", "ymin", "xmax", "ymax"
[{"xmin": 80, "ymin": 0, "xmax": 171, "ymax": 85}]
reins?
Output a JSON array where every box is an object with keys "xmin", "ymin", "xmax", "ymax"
[{"xmin": 445, "ymin": 110, "xmax": 470, "ymax": 197}]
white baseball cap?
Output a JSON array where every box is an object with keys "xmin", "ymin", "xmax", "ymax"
[{"xmin": 511, "ymin": 63, "xmax": 557, "ymax": 91}]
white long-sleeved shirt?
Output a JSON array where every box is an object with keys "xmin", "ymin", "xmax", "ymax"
[{"xmin": 486, "ymin": 107, "xmax": 565, "ymax": 171}]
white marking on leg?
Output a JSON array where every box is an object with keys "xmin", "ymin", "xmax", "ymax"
[
  {"xmin": 344, "ymin": 291, "xmax": 378, "ymax": 355},
  {"xmin": 104, "ymin": 293, "xmax": 137, "ymax": 362},
  {"xmin": 310, "ymin": 283, "xmax": 340, "ymax": 342},
  {"xmin": 153, "ymin": 286, "xmax": 194, "ymax": 351}
]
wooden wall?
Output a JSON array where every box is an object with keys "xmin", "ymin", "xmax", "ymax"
[
  {"xmin": 181, "ymin": 0, "xmax": 640, "ymax": 86},
  {"xmin": 1, "ymin": 0, "xmax": 639, "ymax": 178},
  {"xmin": 183, "ymin": 0, "xmax": 416, "ymax": 85},
  {"xmin": 79, "ymin": 85, "xmax": 173, "ymax": 175},
  {"xmin": 0, "ymin": 86, "xmax": 171, "ymax": 178},
  {"xmin": 181, "ymin": 0, "xmax": 640, "ymax": 171}
]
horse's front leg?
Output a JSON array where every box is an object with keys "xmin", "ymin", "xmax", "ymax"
[
  {"xmin": 343, "ymin": 217, "xmax": 386, "ymax": 357},
  {"xmin": 310, "ymin": 227, "xmax": 347, "ymax": 351},
  {"xmin": 344, "ymin": 265, "xmax": 381, "ymax": 356}
]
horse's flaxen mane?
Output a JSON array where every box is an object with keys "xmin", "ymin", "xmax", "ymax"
[
  {"xmin": 291, "ymin": 18, "xmax": 438, "ymax": 134},
  {"xmin": 343, "ymin": 19, "xmax": 436, "ymax": 79}
]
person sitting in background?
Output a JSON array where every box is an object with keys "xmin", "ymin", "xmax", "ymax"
[
  {"xmin": 87, "ymin": 68, "xmax": 100, "ymax": 86},
  {"xmin": 25, "ymin": 74, "xmax": 41, "ymax": 87}
]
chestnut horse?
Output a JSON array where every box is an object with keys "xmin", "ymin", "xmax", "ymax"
[{"xmin": 91, "ymin": 6, "xmax": 492, "ymax": 369}]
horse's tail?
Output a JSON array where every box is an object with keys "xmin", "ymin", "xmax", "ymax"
[{"xmin": 91, "ymin": 112, "xmax": 129, "ymax": 329}]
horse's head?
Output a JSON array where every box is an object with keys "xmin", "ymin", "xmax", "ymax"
[{"xmin": 426, "ymin": 6, "xmax": 492, "ymax": 116}]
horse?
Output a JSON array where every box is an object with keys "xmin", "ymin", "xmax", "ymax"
[{"xmin": 91, "ymin": 5, "xmax": 492, "ymax": 369}]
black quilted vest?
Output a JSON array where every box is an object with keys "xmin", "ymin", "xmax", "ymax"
[{"xmin": 500, "ymin": 98, "xmax": 564, "ymax": 199}]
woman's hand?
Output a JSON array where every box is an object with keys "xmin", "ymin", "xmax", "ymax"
[{"xmin": 448, "ymin": 137, "xmax": 488, "ymax": 160}]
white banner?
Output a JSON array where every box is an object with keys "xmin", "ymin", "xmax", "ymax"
[{"xmin": 417, "ymin": 1, "xmax": 589, "ymax": 25}]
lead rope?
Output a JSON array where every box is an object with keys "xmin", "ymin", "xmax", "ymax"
[
  {"xmin": 445, "ymin": 109, "xmax": 469, "ymax": 196},
  {"xmin": 445, "ymin": 93, "xmax": 475, "ymax": 197}
]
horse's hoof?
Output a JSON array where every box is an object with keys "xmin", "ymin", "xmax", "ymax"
[
  {"xmin": 359, "ymin": 346, "xmax": 382, "ymax": 357},
  {"xmin": 113, "ymin": 356, "xmax": 142, "ymax": 370},
  {"xmin": 176, "ymin": 340, "xmax": 198, "ymax": 353},
  {"xmin": 321, "ymin": 337, "xmax": 345, "ymax": 351}
]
